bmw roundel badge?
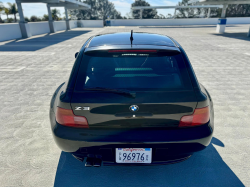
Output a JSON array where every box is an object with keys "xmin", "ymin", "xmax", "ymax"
[{"xmin": 129, "ymin": 105, "xmax": 139, "ymax": 112}]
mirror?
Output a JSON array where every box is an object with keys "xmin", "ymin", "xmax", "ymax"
[{"xmin": 75, "ymin": 52, "xmax": 79, "ymax": 58}]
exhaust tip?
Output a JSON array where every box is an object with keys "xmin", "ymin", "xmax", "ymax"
[
  {"xmin": 93, "ymin": 158, "xmax": 102, "ymax": 167},
  {"xmin": 85, "ymin": 157, "xmax": 94, "ymax": 167}
]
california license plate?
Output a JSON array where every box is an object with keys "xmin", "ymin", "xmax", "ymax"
[{"xmin": 116, "ymin": 148, "xmax": 152, "ymax": 163}]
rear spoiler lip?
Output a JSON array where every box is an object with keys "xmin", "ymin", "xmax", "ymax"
[{"xmin": 84, "ymin": 45, "xmax": 181, "ymax": 54}]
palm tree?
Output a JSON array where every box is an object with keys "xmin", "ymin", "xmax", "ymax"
[
  {"xmin": 4, "ymin": 7, "xmax": 10, "ymax": 19},
  {"xmin": 8, "ymin": 3, "xmax": 18, "ymax": 22},
  {"xmin": 0, "ymin": 1, "xmax": 4, "ymax": 23},
  {"xmin": 51, "ymin": 8, "xmax": 60, "ymax": 21}
]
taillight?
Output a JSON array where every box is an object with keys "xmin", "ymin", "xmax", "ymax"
[
  {"xmin": 108, "ymin": 50, "xmax": 157, "ymax": 53},
  {"xmin": 56, "ymin": 107, "xmax": 89, "ymax": 128},
  {"xmin": 179, "ymin": 106, "xmax": 210, "ymax": 127}
]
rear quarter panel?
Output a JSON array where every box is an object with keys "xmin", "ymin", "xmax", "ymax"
[
  {"xmin": 199, "ymin": 83, "xmax": 214, "ymax": 130},
  {"xmin": 49, "ymin": 37, "xmax": 94, "ymax": 130},
  {"xmin": 49, "ymin": 82, "xmax": 66, "ymax": 130}
]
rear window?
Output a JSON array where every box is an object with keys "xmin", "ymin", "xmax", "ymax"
[{"xmin": 74, "ymin": 51, "xmax": 193, "ymax": 91}]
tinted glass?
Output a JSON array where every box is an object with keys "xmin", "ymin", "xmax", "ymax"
[
  {"xmin": 89, "ymin": 33, "xmax": 175, "ymax": 47},
  {"xmin": 75, "ymin": 52, "xmax": 193, "ymax": 91}
]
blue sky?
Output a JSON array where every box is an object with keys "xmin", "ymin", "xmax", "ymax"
[{"xmin": 0, "ymin": 0, "xmax": 180, "ymax": 19}]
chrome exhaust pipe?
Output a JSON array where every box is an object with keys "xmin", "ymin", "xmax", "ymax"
[
  {"xmin": 85, "ymin": 157, "xmax": 94, "ymax": 167},
  {"xmin": 93, "ymin": 158, "xmax": 102, "ymax": 167}
]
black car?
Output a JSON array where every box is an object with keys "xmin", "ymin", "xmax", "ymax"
[{"xmin": 50, "ymin": 32, "xmax": 214, "ymax": 166}]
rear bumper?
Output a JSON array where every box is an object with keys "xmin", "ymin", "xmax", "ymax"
[{"xmin": 52, "ymin": 122, "xmax": 213, "ymax": 158}]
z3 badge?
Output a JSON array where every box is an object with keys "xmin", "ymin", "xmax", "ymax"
[{"xmin": 75, "ymin": 107, "xmax": 90, "ymax": 110}]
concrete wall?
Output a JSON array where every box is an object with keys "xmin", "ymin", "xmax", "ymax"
[
  {"xmin": 28, "ymin": 22, "xmax": 50, "ymax": 36},
  {"xmin": 227, "ymin": 17, "xmax": 250, "ymax": 24},
  {"xmin": 0, "ymin": 18, "xmax": 249, "ymax": 42},
  {"xmin": 78, "ymin": 20, "xmax": 103, "ymax": 27},
  {"xmin": 110, "ymin": 17, "xmax": 250, "ymax": 26},
  {"xmin": 69, "ymin": 20, "xmax": 78, "ymax": 29},
  {"xmin": 0, "ymin": 23, "xmax": 22, "ymax": 42},
  {"xmin": 54, "ymin": 21, "xmax": 67, "ymax": 31}
]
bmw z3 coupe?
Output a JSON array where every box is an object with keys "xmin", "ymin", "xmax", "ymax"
[{"xmin": 49, "ymin": 32, "xmax": 214, "ymax": 166}]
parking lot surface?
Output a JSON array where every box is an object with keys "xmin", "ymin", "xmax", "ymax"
[{"xmin": 0, "ymin": 25, "xmax": 250, "ymax": 187}]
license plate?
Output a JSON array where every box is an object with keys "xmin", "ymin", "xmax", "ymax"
[{"xmin": 116, "ymin": 148, "xmax": 152, "ymax": 163}]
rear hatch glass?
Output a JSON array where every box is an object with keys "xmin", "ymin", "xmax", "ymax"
[
  {"xmin": 74, "ymin": 51, "xmax": 193, "ymax": 91},
  {"xmin": 72, "ymin": 50, "xmax": 197, "ymax": 128}
]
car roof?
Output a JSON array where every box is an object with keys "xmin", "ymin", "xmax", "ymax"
[{"xmin": 87, "ymin": 32, "xmax": 177, "ymax": 48}]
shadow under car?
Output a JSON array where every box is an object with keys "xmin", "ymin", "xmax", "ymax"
[{"xmin": 54, "ymin": 137, "xmax": 244, "ymax": 187}]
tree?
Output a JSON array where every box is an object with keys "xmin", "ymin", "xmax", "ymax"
[
  {"xmin": 131, "ymin": 0, "xmax": 157, "ymax": 19},
  {"xmin": 0, "ymin": 1, "xmax": 4, "ymax": 23},
  {"xmin": 177, "ymin": 0, "xmax": 196, "ymax": 18},
  {"xmin": 166, "ymin": 13, "xmax": 172, "ymax": 19},
  {"xmin": 4, "ymin": 7, "xmax": 10, "ymax": 19},
  {"xmin": 42, "ymin": 14, "xmax": 49, "ymax": 21},
  {"xmin": 176, "ymin": 1, "xmax": 250, "ymax": 18},
  {"xmin": 112, "ymin": 9, "xmax": 123, "ymax": 19},
  {"xmin": 176, "ymin": 0, "xmax": 218, "ymax": 18},
  {"xmin": 226, "ymin": 4, "xmax": 250, "ymax": 17},
  {"xmin": 30, "ymin": 15, "xmax": 38, "ymax": 22},
  {"xmin": 24, "ymin": 16, "xmax": 30, "ymax": 22},
  {"xmin": 125, "ymin": 11, "xmax": 133, "ymax": 19},
  {"xmin": 211, "ymin": 8, "xmax": 221, "ymax": 18},
  {"xmin": 98, "ymin": 0, "xmax": 121, "ymax": 20},
  {"xmin": 51, "ymin": 8, "xmax": 61, "ymax": 21},
  {"xmin": 75, "ymin": 0, "xmax": 99, "ymax": 20},
  {"xmin": 69, "ymin": 0, "xmax": 122, "ymax": 21},
  {"xmin": 159, "ymin": 14, "xmax": 165, "ymax": 19},
  {"xmin": 7, "ymin": 17, "xmax": 13, "ymax": 23},
  {"xmin": 8, "ymin": 3, "xmax": 18, "ymax": 22}
]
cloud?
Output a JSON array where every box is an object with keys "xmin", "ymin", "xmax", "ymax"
[
  {"xmin": 21, "ymin": 4, "xmax": 65, "ymax": 18},
  {"xmin": 110, "ymin": 0, "xmax": 131, "ymax": 16},
  {"xmin": 112, "ymin": 1, "xmax": 131, "ymax": 8},
  {"xmin": 147, "ymin": 0, "xmax": 178, "ymax": 6},
  {"xmin": 163, "ymin": 0, "xmax": 178, "ymax": 6}
]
